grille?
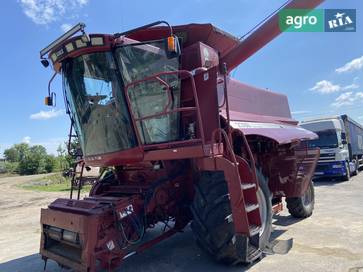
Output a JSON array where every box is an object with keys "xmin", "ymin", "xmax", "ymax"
[
  {"xmin": 320, "ymin": 153, "xmax": 335, "ymax": 157},
  {"xmin": 315, "ymin": 164, "xmax": 330, "ymax": 172}
]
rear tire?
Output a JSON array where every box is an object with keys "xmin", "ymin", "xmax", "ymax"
[
  {"xmin": 286, "ymin": 179, "xmax": 315, "ymax": 218},
  {"xmin": 191, "ymin": 170, "xmax": 272, "ymax": 265}
]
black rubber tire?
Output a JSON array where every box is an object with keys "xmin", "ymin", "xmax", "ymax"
[
  {"xmin": 286, "ymin": 179, "xmax": 315, "ymax": 218},
  {"xmin": 351, "ymin": 160, "xmax": 358, "ymax": 176},
  {"xmin": 254, "ymin": 171, "xmax": 273, "ymax": 248},
  {"xmin": 342, "ymin": 161, "xmax": 351, "ymax": 181},
  {"xmin": 190, "ymin": 170, "xmax": 272, "ymax": 265}
]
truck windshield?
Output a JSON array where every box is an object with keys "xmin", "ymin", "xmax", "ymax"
[
  {"xmin": 63, "ymin": 52, "xmax": 137, "ymax": 156},
  {"xmin": 307, "ymin": 129, "xmax": 339, "ymax": 148},
  {"xmin": 115, "ymin": 40, "xmax": 181, "ymax": 144}
]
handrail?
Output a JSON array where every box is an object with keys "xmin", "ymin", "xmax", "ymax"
[
  {"xmin": 124, "ymin": 69, "xmax": 206, "ymax": 150},
  {"xmin": 221, "ymin": 63, "xmax": 232, "ymax": 143},
  {"xmin": 211, "ymin": 127, "xmax": 258, "ymax": 187},
  {"xmin": 239, "ymin": 131, "xmax": 258, "ymax": 186},
  {"xmin": 211, "ymin": 128, "xmax": 237, "ymax": 165},
  {"xmin": 70, "ymin": 160, "xmax": 85, "ymax": 200}
]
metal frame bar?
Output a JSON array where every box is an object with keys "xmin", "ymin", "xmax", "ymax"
[
  {"xmin": 124, "ymin": 69, "xmax": 206, "ymax": 150},
  {"xmin": 40, "ymin": 22, "xmax": 86, "ymax": 58}
]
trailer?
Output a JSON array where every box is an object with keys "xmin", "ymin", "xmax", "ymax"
[
  {"xmin": 342, "ymin": 115, "xmax": 363, "ymax": 169},
  {"xmin": 300, "ymin": 115, "xmax": 363, "ymax": 181}
]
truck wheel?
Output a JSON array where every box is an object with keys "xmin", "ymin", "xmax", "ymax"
[
  {"xmin": 191, "ymin": 170, "xmax": 272, "ymax": 265},
  {"xmin": 342, "ymin": 161, "xmax": 351, "ymax": 181},
  {"xmin": 351, "ymin": 160, "xmax": 358, "ymax": 176},
  {"xmin": 286, "ymin": 180, "xmax": 314, "ymax": 218}
]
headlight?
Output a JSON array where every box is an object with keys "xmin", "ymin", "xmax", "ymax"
[
  {"xmin": 44, "ymin": 225, "xmax": 79, "ymax": 244},
  {"xmin": 63, "ymin": 230, "xmax": 79, "ymax": 244},
  {"xmin": 91, "ymin": 36, "xmax": 104, "ymax": 46},
  {"xmin": 47, "ymin": 226, "xmax": 62, "ymax": 240}
]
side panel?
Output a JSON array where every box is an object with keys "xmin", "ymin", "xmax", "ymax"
[
  {"xmin": 342, "ymin": 115, "xmax": 363, "ymax": 156},
  {"xmin": 266, "ymin": 144, "xmax": 320, "ymax": 197},
  {"xmin": 180, "ymin": 66, "xmax": 220, "ymax": 142},
  {"xmin": 226, "ymin": 79, "xmax": 292, "ymax": 119}
]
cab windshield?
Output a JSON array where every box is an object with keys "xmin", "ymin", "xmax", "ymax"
[
  {"xmin": 63, "ymin": 40, "xmax": 181, "ymax": 156},
  {"xmin": 115, "ymin": 40, "xmax": 180, "ymax": 144},
  {"xmin": 307, "ymin": 129, "xmax": 339, "ymax": 148},
  {"xmin": 63, "ymin": 52, "xmax": 137, "ymax": 156}
]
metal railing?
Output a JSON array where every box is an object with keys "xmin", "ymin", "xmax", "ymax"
[{"xmin": 124, "ymin": 69, "xmax": 206, "ymax": 152}]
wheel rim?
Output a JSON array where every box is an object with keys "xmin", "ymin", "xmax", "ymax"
[
  {"xmin": 346, "ymin": 162, "xmax": 350, "ymax": 178},
  {"xmin": 302, "ymin": 183, "xmax": 312, "ymax": 206},
  {"xmin": 256, "ymin": 188, "xmax": 267, "ymax": 236}
]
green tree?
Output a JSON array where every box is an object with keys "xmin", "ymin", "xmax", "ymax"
[
  {"xmin": 57, "ymin": 144, "xmax": 66, "ymax": 157},
  {"xmin": 63, "ymin": 138, "xmax": 81, "ymax": 169},
  {"xmin": 4, "ymin": 161, "xmax": 19, "ymax": 173},
  {"xmin": 4, "ymin": 142, "xmax": 70, "ymax": 175},
  {"xmin": 45, "ymin": 155, "xmax": 57, "ymax": 173},
  {"xmin": 3, "ymin": 143, "xmax": 30, "ymax": 162},
  {"xmin": 18, "ymin": 145, "xmax": 47, "ymax": 175}
]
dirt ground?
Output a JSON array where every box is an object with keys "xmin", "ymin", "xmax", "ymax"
[{"xmin": 0, "ymin": 173, "xmax": 363, "ymax": 272}]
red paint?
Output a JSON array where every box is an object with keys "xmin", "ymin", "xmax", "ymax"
[{"xmin": 40, "ymin": 1, "xmax": 324, "ymax": 270}]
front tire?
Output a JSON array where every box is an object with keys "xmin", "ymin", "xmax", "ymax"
[
  {"xmin": 286, "ymin": 179, "xmax": 315, "ymax": 218},
  {"xmin": 342, "ymin": 161, "xmax": 351, "ymax": 181},
  {"xmin": 191, "ymin": 170, "xmax": 272, "ymax": 265}
]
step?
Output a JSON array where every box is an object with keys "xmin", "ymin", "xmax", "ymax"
[
  {"xmin": 225, "ymin": 214, "xmax": 233, "ymax": 223},
  {"xmin": 241, "ymin": 183, "xmax": 256, "ymax": 190},
  {"xmin": 247, "ymin": 246, "xmax": 262, "ymax": 263},
  {"xmin": 245, "ymin": 203, "xmax": 259, "ymax": 213},
  {"xmin": 249, "ymin": 225, "xmax": 260, "ymax": 236}
]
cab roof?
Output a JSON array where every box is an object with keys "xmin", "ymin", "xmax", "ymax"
[{"xmin": 127, "ymin": 23, "xmax": 239, "ymax": 56}]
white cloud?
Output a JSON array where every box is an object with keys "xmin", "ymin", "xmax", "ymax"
[
  {"xmin": 291, "ymin": 110, "xmax": 311, "ymax": 115},
  {"xmin": 310, "ymin": 80, "xmax": 341, "ymax": 94},
  {"xmin": 33, "ymin": 137, "xmax": 67, "ymax": 155},
  {"xmin": 336, "ymin": 56, "xmax": 363, "ymax": 73},
  {"xmin": 20, "ymin": 0, "xmax": 89, "ymax": 25},
  {"xmin": 61, "ymin": 23, "xmax": 72, "ymax": 32},
  {"xmin": 343, "ymin": 83, "xmax": 359, "ymax": 90},
  {"xmin": 331, "ymin": 92, "xmax": 363, "ymax": 108},
  {"xmin": 22, "ymin": 136, "xmax": 31, "ymax": 144},
  {"xmin": 30, "ymin": 109, "xmax": 65, "ymax": 120},
  {"xmin": 310, "ymin": 80, "xmax": 360, "ymax": 94}
]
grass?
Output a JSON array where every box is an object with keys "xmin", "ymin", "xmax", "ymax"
[{"xmin": 20, "ymin": 173, "xmax": 91, "ymax": 193}]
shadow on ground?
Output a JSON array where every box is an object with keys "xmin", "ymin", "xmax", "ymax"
[
  {"xmin": 0, "ymin": 215, "xmax": 298, "ymax": 272},
  {"xmin": 273, "ymin": 214, "xmax": 302, "ymax": 227},
  {"xmin": 313, "ymin": 177, "xmax": 344, "ymax": 187}
]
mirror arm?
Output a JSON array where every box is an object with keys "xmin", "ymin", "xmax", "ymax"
[
  {"xmin": 45, "ymin": 72, "xmax": 57, "ymax": 106},
  {"xmin": 48, "ymin": 72, "xmax": 57, "ymax": 97},
  {"xmin": 114, "ymin": 21, "xmax": 173, "ymax": 38}
]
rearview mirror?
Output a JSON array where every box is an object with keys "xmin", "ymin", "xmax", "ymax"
[
  {"xmin": 165, "ymin": 36, "xmax": 181, "ymax": 59},
  {"xmin": 44, "ymin": 92, "xmax": 56, "ymax": 107},
  {"xmin": 44, "ymin": 96, "xmax": 53, "ymax": 106}
]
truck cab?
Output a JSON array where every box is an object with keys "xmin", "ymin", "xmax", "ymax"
[{"xmin": 301, "ymin": 116, "xmax": 359, "ymax": 180}]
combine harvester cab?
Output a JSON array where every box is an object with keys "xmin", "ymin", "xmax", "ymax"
[{"xmin": 38, "ymin": 1, "xmax": 323, "ymax": 271}]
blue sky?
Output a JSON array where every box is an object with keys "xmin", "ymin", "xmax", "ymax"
[{"xmin": 0, "ymin": 0, "xmax": 362, "ymax": 155}]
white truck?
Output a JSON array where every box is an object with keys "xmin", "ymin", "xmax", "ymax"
[{"xmin": 300, "ymin": 115, "xmax": 363, "ymax": 181}]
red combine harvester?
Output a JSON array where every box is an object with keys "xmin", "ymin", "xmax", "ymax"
[{"xmin": 39, "ymin": 1, "xmax": 323, "ymax": 271}]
